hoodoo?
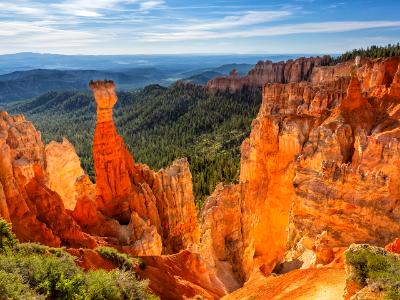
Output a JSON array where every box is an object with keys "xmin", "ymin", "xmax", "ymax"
[
  {"xmin": 90, "ymin": 80, "xmax": 135, "ymax": 217},
  {"xmin": 85, "ymin": 80, "xmax": 200, "ymax": 255}
]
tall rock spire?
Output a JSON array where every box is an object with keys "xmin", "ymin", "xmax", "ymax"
[
  {"xmin": 89, "ymin": 80, "xmax": 199, "ymax": 254},
  {"xmin": 90, "ymin": 80, "xmax": 134, "ymax": 217}
]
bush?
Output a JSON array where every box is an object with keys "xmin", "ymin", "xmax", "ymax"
[
  {"xmin": 84, "ymin": 270, "xmax": 157, "ymax": 300},
  {"xmin": 0, "ymin": 270, "xmax": 39, "ymax": 300},
  {"xmin": 346, "ymin": 244, "xmax": 400, "ymax": 300},
  {"xmin": 96, "ymin": 247, "xmax": 141, "ymax": 270},
  {"xmin": 0, "ymin": 219, "xmax": 16, "ymax": 252}
]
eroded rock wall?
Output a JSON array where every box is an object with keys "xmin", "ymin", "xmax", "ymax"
[
  {"xmin": 0, "ymin": 112, "xmax": 95, "ymax": 248},
  {"xmin": 201, "ymin": 57, "xmax": 400, "ymax": 282},
  {"xmin": 207, "ymin": 56, "xmax": 332, "ymax": 93}
]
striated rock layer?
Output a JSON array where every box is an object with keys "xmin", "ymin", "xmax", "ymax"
[
  {"xmin": 207, "ymin": 56, "xmax": 332, "ymax": 93},
  {"xmin": 201, "ymin": 57, "xmax": 400, "ymax": 283}
]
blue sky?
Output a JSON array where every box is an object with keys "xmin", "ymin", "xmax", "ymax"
[{"xmin": 1, "ymin": 0, "xmax": 400, "ymax": 54}]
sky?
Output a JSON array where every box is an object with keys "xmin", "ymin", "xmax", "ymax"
[{"xmin": 1, "ymin": 0, "xmax": 400, "ymax": 55}]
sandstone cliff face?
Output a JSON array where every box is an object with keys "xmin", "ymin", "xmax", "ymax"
[
  {"xmin": 0, "ymin": 112, "xmax": 95, "ymax": 248},
  {"xmin": 207, "ymin": 56, "xmax": 331, "ymax": 93},
  {"xmin": 45, "ymin": 138, "xmax": 86, "ymax": 210},
  {"xmin": 201, "ymin": 57, "xmax": 400, "ymax": 283}
]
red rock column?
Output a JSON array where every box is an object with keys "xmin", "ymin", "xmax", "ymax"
[{"xmin": 90, "ymin": 80, "xmax": 134, "ymax": 216}]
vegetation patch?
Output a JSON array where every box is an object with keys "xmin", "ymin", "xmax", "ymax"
[
  {"xmin": 96, "ymin": 246, "xmax": 144, "ymax": 270},
  {"xmin": 0, "ymin": 218, "xmax": 158, "ymax": 300},
  {"xmin": 334, "ymin": 43, "xmax": 400, "ymax": 63},
  {"xmin": 345, "ymin": 244, "xmax": 400, "ymax": 300}
]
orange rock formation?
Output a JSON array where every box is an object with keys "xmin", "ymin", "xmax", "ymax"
[
  {"xmin": 76, "ymin": 80, "xmax": 200, "ymax": 255},
  {"xmin": 45, "ymin": 138, "xmax": 86, "ymax": 210},
  {"xmin": 201, "ymin": 57, "xmax": 400, "ymax": 284},
  {"xmin": 2, "ymin": 56, "xmax": 400, "ymax": 299},
  {"xmin": 223, "ymin": 268, "xmax": 346, "ymax": 300},
  {"xmin": 0, "ymin": 112, "xmax": 95, "ymax": 247}
]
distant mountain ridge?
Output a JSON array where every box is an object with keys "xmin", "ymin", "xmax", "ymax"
[
  {"xmin": 0, "ymin": 52, "xmax": 303, "ymax": 74},
  {"xmin": 0, "ymin": 68, "xmax": 168, "ymax": 103},
  {"xmin": 182, "ymin": 63, "xmax": 253, "ymax": 84},
  {"xmin": 0, "ymin": 53, "xmax": 308, "ymax": 103}
]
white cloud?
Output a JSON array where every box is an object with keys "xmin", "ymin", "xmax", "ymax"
[
  {"xmin": 0, "ymin": 21, "xmax": 52, "ymax": 36},
  {"xmin": 74, "ymin": 10, "xmax": 103, "ymax": 17},
  {"xmin": 183, "ymin": 10, "xmax": 292, "ymax": 31},
  {"xmin": 138, "ymin": 1, "xmax": 165, "ymax": 12},
  {"xmin": 141, "ymin": 21, "xmax": 400, "ymax": 41},
  {"xmin": 0, "ymin": 1, "xmax": 44, "ymax": 16}
]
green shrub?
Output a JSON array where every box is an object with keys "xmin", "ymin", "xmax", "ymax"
[
  {"xmin": 83, "ymin": 269, "xmax": 157, "ymax": 300},
  {"xmin": 83, "ymin": 269, "xmax": 123, "ymax": 299},
  {"xmin": 96, "ymin": 246, "xmax": 138, "ymax": 270},
  {"xmin": 346, "ymin": 244, "xmax": 400, "ymax": 300},
  {"xmin": 0, "ymin": 218, "xmax": 16, "ymax": 252},
  {"xmin": 0, "ymin": 270, "xmax": 39, "ymax": 300}
]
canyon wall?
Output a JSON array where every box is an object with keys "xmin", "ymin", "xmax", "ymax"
[
  {"xmin": 201, "ymin": 57, "xmax": 400, "ymax": 283},
  {"xmin": 207, "ymin": 56, "xmax": 332, "ymax": 93}
]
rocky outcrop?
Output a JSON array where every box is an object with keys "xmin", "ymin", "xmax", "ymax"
[
  {"xmin": 385, "ymin": 238, "xmax": 400, "ymax": 254},
  {"xmin": 201, "ymin": 57, "xmax": 400, "ymax": 283},
  {"xmin": 45, "ymin": 138, "xmax": 86, "ymax": 210},
  {"xmin": 0, "ymin": 112, "xmax": 96, "ymax": 248},
  {"xmin": 207, "ymin": 56, "xmax": 332, "ymax": 93},
  {"xmin": 137, "ymin": 250, "xmax": 230, "ymax": 300}
]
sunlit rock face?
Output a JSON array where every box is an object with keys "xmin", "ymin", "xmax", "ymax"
[
  {"xmin": 87, "ymin": 80, "xmax": 199, "ymax": 255},
  {"xmin": 45, "ymin": 138, "xmax": 86, "ymax": 210},
  {"xmin": 207, "ymin": 56, "xmax": 332, "ymax": 93},
  {"xmin": 0, "ymin": 112, "xmax": 96, "ymax": 248},
  {"xmin": 201, "ymin": 57, "xmax": 400, "ymax": 282}
]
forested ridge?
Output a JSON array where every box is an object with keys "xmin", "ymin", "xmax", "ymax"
[
  {"xmin": 333, "ymin": 43, "xmax": 400, "ymax": 63},
  {"xmin": 6, "ymin": 82, "xmax": 261, "ymax": 208}
]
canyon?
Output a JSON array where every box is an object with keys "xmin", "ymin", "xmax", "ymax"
[{"xmin": 0, "ymin": 55, "xmax": 400, "ymax": 299}]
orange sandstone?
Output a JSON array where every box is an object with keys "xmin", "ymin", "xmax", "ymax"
[{"xmin": 201, "ymin": 57, "xmax": 400, "ymax": 283}]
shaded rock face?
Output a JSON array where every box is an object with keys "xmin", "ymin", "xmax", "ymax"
[
  {"xmin": 201, "ymin": 57, "xmax": 400, "ymax": 281},
  {"xmin": 83, "ymin": 80, "xmax": 200, "ymax": 255},
  {"xmin": 207, "ymin": 56, "xmax": 332, "ymax": 93}
]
